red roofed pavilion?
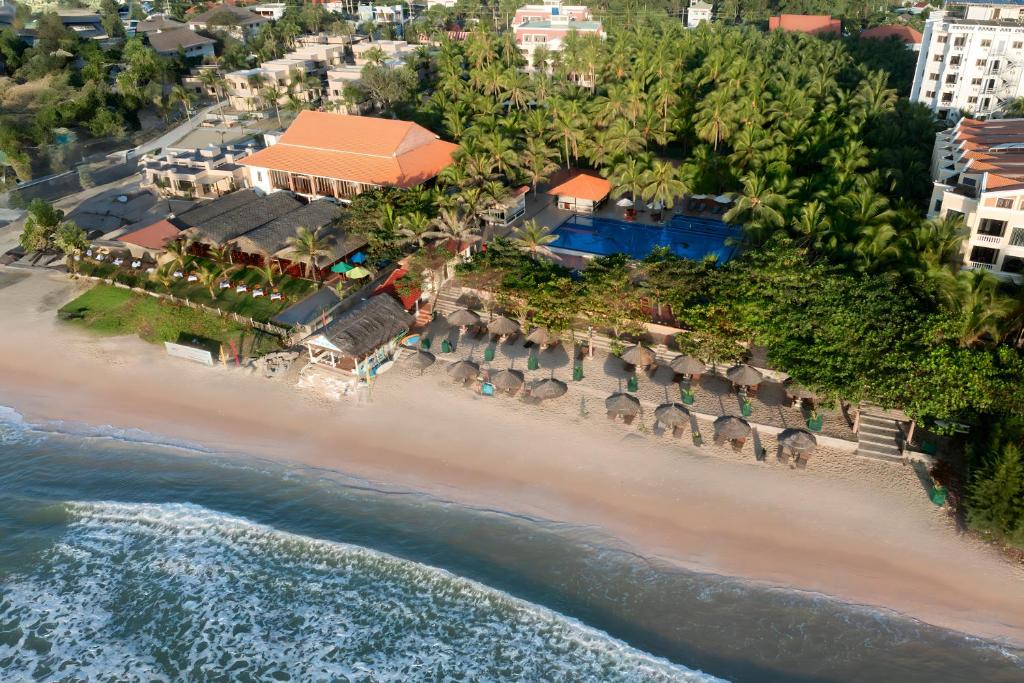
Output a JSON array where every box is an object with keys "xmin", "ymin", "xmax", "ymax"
[{"xmin": 768, "ymin": 14, "xmax": 841, "ymax": 36}]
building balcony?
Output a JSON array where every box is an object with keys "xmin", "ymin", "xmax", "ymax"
[{"xmin": 973, "ymin": 233, "xmax": 1005, "ymax": 245}]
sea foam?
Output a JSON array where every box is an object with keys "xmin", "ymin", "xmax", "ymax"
[{"xmin": 0, "ymin": 501, "xmax": 725, "ymax": 682}]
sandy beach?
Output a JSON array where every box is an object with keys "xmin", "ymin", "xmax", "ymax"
[{"xmin": 1, "ymin": 269, "xmax": 1023, "ymax": 648}]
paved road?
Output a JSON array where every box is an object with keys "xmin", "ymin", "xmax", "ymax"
[{"xmin": 128, "ymin": 102, "xmax": 223, "ymax": 159}]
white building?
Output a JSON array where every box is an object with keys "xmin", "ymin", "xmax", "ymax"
[
  {"xmin": 911, "ymin": 1, "xmax": 1024, "ymax": 120},
  {"xmin": 686, "ymin": 1, "xmax": 713, "ymax": 28},
  {"xmin": 512, "ymin": 0, "xmax": 604, "ymax": 70},
  {"xmin": 927, "ymin": 116, "xmax": 1024, "ymax": 279}
]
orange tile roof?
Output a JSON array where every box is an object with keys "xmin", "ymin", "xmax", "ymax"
[
  {"xmin": 547, "ymin": 171, "xmax": 611, "ymax": 202},
  {"xmin": 860, "ymin": 25, "xmax": 922, "ymax": 44},
  {"xmin": 768, "ymin": 14, "xmax": 841, "ymax": 35},
  {"xmin": 239, "ymin": 111, "xmax": 458, "ymax": 188},
  {"xmin": 117, "ymin": 219, "xmax": 181, "ymax": 249}
]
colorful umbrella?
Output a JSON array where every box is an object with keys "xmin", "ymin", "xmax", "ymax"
[
  {"xmin": 350, "ymin": 251, "xmax": 366, "ymax": 263},
  {"xmin": 346, "ymin": 266, "xmax": 371, "ymax": 279},
  {"xmin": 331, "ymin": 262, "xmax": 353, "ymax": 273}
]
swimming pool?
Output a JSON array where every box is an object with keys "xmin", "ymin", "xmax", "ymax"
[{"xmin": 551, "ymin": 214, "xmax": 741, "ymax": 262}]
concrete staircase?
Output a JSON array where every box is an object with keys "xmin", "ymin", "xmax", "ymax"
[{"xmin": 856, "ymin": 410, "xmax": 903, "ymax": 461}]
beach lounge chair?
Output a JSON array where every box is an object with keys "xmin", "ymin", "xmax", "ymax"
[
  {"xmin": 607, "ymin": 411, "xmax": 617, "ymax": 420},
  {"xmin": 623, "ymin": 414, "xmax": 636, "ymax": 426},
  {"xmin": 173, "ymin": 270, "xmax": 183, "ymax": 278},
  {"xmin": 252, "ymin": 288, "xmax": 264, "ymax": 298},
  {"xmin": 236, "ymin": 284, "xmax": 248, "ymax": 293},
  {"xmin": 131, "ymin": 260, "xmax": 142, "ymax": 269},
  {"xmin": 187, "ymin": 273, "xmax": 198, "ymax": 282},
  {"xmin": 672, "ymin": 426, "xmax": 685, "ymax": 438},
  {"xmin": 219, "ymin": 280, "xmax": 231, "ymax": 289}
]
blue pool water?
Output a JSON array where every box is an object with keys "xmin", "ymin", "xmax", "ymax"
[{"xmin": 552, "ymin": 214, "xmax": 740, "ymax": 262}]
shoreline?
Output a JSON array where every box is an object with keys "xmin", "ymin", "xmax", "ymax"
[{"xmin": 2, "ymin": 271, "xmax": 1024, "ymax": 649}]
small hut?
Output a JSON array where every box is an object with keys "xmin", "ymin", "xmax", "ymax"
[
  {"xmin": 300, "ymin": 294, "xmax": 412, "ymax": 376},
  {"xmin": 606, "ymin": 392, "xmax": 642, "ymax": 423},
  {"xmin": 655, "ymin": 403, "xmax": 690, "ymax": 437},
  {"xmin": 726, "ymin": 364, "xmax": 764, "ymax": 393},
  {"xmin": 669, "ymin": 355, "xmax": 706, "ymax": 381},
  {"xmin": 714, "ymin": 415, "xmax": 751, "ymax": 448}
]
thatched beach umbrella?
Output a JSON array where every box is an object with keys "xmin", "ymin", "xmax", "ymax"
[
  {"xmin": 779, "ymin": 428, "xmax": 817, "ymax": 454},
  {"xmin": 726, "ymin": 364, "xmax": 763, "ymax": 387},
  {"xmin": 490, "ymin": 368, "xmax": 524, "ymax": 393},
  {"xmin": 531, "ymin": 378, "xmax": 567, "ymax": 400},
  {"xmin": 447, "ymin": 308, "xmax": 480, "ymax": 328},
  {"xmin": 487, "ymin": 315, "xmax": 520, "ymax": 337},
  {"xmin": 784, "ymin": 380, "xmax": 818, "ymax": 401},
  {"xmin": 620, "ymin": 344, "xmax": 656, "ymax": 367},
  {"xmin": 411, "ymin": 350, "xmax": 436, "ymax": 370},
  {"xmin": 606, "ymin": 392, "xmax": 642, "ymax": 417},
  {"xmin": 654, "ymin": 403, "xmax": 690, "ymax": 428},
  {"xmin": 447, "ymin": 360, "xmax": 480, "ymax": 381},
  {"xmin": 714, "ymin": 415, "xmax": 751, "ymax": 441},
  {"xmin": 670, "ymin": 355, "xmax": 706, "ymax": 377},
  {"xmin": 526, "ymin": 327, "xmax": 559, "ymax": 347}
]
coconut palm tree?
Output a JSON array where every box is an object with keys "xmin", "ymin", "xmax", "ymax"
[
  {"xmin": 260, "ymin": 82, "xmax": 287, "ymax": 127},
  {"xmin": 518, "ymin": 137, "xmax": 559, "ymax": 194},
  {"xmin": 164, "ymin": 238, "xmax": 194, "ymax": 272},
  {"xmin": 641, "ymin": 160, "xmax": 689, "ymax": 210},
  {"xmin": 604, "ymin": 154, "xmax": 652, "ymax": 204},
  {"xmin": 196, "ymin": 263, "xmax": 223, "ymax": 298},
  {"xmin": 398, "ymin": 211, "xmax": 431, "ymax": 247},
  {"xmin": 425, "ymin": 208, "xmax": 480, "ymax": 246},
  {"xmin": 170, "ymin": 84, "xmax": 196, "ymax": 119},
  {"xmin": 724, "ymin": 173, "xmax": 789, "ymax": 243},
  {"xmin": 942, "ymin": 269, "xmax": 1017, "ymax": 348},
  {"xmin": 510, "ymin": 220, "xmax": 558, "ymax": 260},
  {"xmin": 286, "ymin": 226, "xmax": 333, "ymax": 287}
]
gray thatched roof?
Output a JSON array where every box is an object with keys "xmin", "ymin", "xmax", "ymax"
[
  {"xmin": 670, "ymin": 355, "xmax": 706, "ymax": 375},
  {"xmin": 447, "ymin": 308, "xmax": 480, "ymax": 327},
  {"xmin": 412, "ymin": 350, "xmax": 436, "ymax": 369},
  {"xmin": 526, "ymin": 327, "xmax": 558, "ymax": 346},
  {"xmin": 654, "ymin": 403, "xmax": 689, "ymax": 427},
  {"xmin": 447, "ymin": 360, "xmax": 480, "ymax": 380},
  {"xmin": 606, "ymin": 392, "xmax": 642, "ymax": 416},
  {"xmin": 490, "ymin": 368, "xmax": 524, "ymax": 391},
  {"xmin": 487, "ymin": 315, "xmax": 520, "ymax": 336},
  {"xmin": 305, "ymin": 294, "xmax": 412, "ymax": 358},
  {"xmin": 188, "ymin": 192, "xmax": 303, "ymax": 245},
  {"xmin": 272, "ymin": 287, "xmax": 341, "ymax": 327},
  {"xmin": 620, "ymin": 344, "xmax": 655, "ymax": 367},
  {"xmin": 714, "ymin": 416, "xmax": 751, "ymax": 440},
  {"xmin": 175, "ymin": 188, "xmax": 258, "ymax": 227},
  {"xmin": 779, "ymin": 428, "xmax": 817, "ymax": 453},
  {"xmin": 232, "ymin": 199, "xmax": 339, "ymax": 256},
  {"xmin": 726, "ymin": 364, "xmax": 764, "ymax": 386},
  {"xmin": 531, "ymin": 377, "xmax": 567, "ymax": 400}
]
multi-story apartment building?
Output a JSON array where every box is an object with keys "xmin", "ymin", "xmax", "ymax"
[
  {"xmin": 512, "ymin": 0, "xmax": 604, "ymax": 69},
  {"xmin": 188, "ymin": 4, "xmax": 270, "ymax": 43},
  {"xmin": 927, "ymin": 116, "xmax": 1024, "ymax": 279},
  {"xmin": 139, "ymin": 143, "xmax": 257, "ymax": 199},
  {"xmin": 224, "ymin": 42, "xmax": 346, "ymax": 112},
  {"xmin": 911, "ymin": 1, "xmax": 1024, "ymax": 119},
  {"xmin": 326, "ymin": 41, "xmax": 413, "ymax": 114}
]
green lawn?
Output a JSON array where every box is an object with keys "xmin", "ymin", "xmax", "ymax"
[{"xmin": 58, "ymin": 284, "xmax": 281, "ymax": 357}]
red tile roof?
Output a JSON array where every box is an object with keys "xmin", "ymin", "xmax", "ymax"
[
  {"xmin": 547, "ymin": 171, "xmax": 611, "ymax": 202},
  {"xmin": 768, "ymin": 14, "xmax": 841, "ymax": 36},
  {"xmin": 861, "ymin": 25, "xmax": 923, "ymax": 44},
  {"xmin": 239, "ymin": 111, "xmax": 458, "ymax": 188},
  {"xmin": 117, "ymin": 219, "xmax": 181, "ymax": 249}
]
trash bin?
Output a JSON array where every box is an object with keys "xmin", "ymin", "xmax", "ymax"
[
  {"xmin": 741, "ymin": 400, "xmax": 752, "ymax": 417},
  {"xmin": 440, "ymin": 339, "xmax": 452, "ymax": 353},
  {"xmin": 929, "ymin": 485, "xmax": 948, "ymax": 506},
  {"xmin": 527, "ymin": 355, "xmax": 539, "ymax": 370},
  {"xmin": 421, "ymin": 337, "xmax": 431, "ymax": 350},
  {"xmin": 484, "ymin": 346, "xmax": 495, "ymax": 361},
  {"xmin": 573, "ymin": 365, "xmax": 583, "ymax": 381},
  {"xmin": 627, "ymin": 375, "xmax": 638, "ymax": 392}
]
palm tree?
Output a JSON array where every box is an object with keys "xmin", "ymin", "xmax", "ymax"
[
  {"xmin": 286, "ymin": 226, "xmax": 333, "ymax": 287},
  {"xmin": 518, "ymin": 137, "xmax": 559, "ymax": 194},
  {"xmin": 694, "ymin": 90, "xmax": 737, "ymax": 151},
  {"xmin": 510, "ymin": 220, "xmax": 558, "ymax": 260},
  {"xmin": 604, "ymin": 154, "xmax": 652, "ymax": 205},
  {"xmin": 425, "ymin": 208, "xmax": 480, "ymax": 246},
  {"xmin": 942, "ymin": 269, "xmax": 1017, "ymax": 347},
  {"xmin": 196, "ymin": 263, "xmax": 223, "ymax": 298},
  {"xmin": 260, "ymin": 83, "xmax": 287, "ymax": 127},
  {"xmin": 164, "ymin": 238, "xmax": 193, "ymax": 272},
  {"xmin": 724, "ymin": 173, "xmax": 789, "ymax": 242},
  {"xmin": 258, "ymin": 260, "xmax": 282, "ymax": 288},
  {"xmin": 640, "ymin": 160, "xmax": 689, "ymax": 210},
  {"xmin": 398, "ymin": 211, "xmax": 431, "ymax": 247},
  {"xmin": 170, "ymin": 84, "xmax": 196, "ymax": 120}
]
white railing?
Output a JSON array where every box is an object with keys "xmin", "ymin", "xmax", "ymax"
[
  {"xmin": 965, "ymin": 261, "xmax": 995, "ymax": 271},
  {"xmin": 975, "ymin": 233, "xmax": 1004, "ymax": 244}
]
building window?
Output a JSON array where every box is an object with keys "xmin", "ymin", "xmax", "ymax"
[
  {"xmin": 942, "ymin": 93, "xmax": 953, "ymax": 103},
  {"xmin": 929, "ymin": 73, "xmax": 939, "ymax": 80},
  {"xmin": 967, "ymin": 96, "xmax": 978, "ymax": 103},
  {"xmin": 1003, "ymin": 256, "xmax": 1024, "ymax": 274},
  {"xmin": 945, "ymin": 74, "xmax": 957, "ymax": 84},
  {"xmin": 970, "ymin": 245, "xmax": 1000, "ymax": 264},
  {"xmin": 972, "ymin": 78, "xmax": 982, "ymax": 85},
  {"xmin": 934, "ymin": 198, "xmax": 943, "ymax": 213},
  {"xmin": 934, "ymin": 55, "xmax": 944, "ymax": 61},
  {"xmin": 978, "ymin": 218, "xmax": 1007, "ymax": 237},
  {"xmin": 1009, "ymin": 227, "xmax": 1024, "ymax": 247},
  {"xmin": 983, "ymin": 97, "xmax": 991, "ymax": 109},
  {"xmin": 997, "ymin": 198, "xmax": 1014, "ymax": 209},
  {"xmin": 981, "ymin": 40, "xmax": 992, "ymax": 47},
  {"xmin": 977, "ymin": 59, "xmax": 987, "ymax": 66},
  {"xmin": 937, "ymin": 35, "xmax": 948, "ymax": 43},
  {"xmin": 1015, "ymin": 41, "xmax": 1024, "ymax": 49},
  {"xmin": 925, "ymin": 91, "xmax": 936, "ymax": 98},
  {"xmin": 954, "ymin": 37, "xmax": 966, "ymax": 47}
]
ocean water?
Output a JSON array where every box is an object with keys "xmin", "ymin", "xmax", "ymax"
[{"xmin": 0, "ymin": 406, "xmax": 1021, "ymax": 683}]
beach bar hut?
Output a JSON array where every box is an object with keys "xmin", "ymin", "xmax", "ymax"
[
  {"xmin": 547, "ymin": 171, "xmax": 612, "ymax": 214},
  {"xmin": 300, "ymin": 294, "xmax": 412, "ymax": 375},
  {"xmin": 714, "ymin": 415, "xmax": 751, "ymax": 448}
]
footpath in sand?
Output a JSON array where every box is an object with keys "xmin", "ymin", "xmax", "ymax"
[{"xmin": 1, "ymin": 269, "xmax": 1023, "ymax": 647}]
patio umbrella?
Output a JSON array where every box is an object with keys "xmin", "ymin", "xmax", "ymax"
[
  {"xmin": 526, "ymin": 327, "xmax": 558, "ymax": 347},
  {"xmin": 447, "ymin": 360, "xmax": 480, "ymax": 381},
  {"xmin": 330, "ymin": 262, "xmax": 353, "ymax": 274},
  {"xmin": 714, "ymin": 416, "xmax": 751, "ymax": 440},
  {"xmin": 447, "ymin": 308, "xmax": 480, "ymax": 327},
  {"xmin": 654, "ymin": 403, "xmax": 689, "ymax": 428},
  {"xmin": 779, "ymin": 428, "xmax": 817, "ymax": 453},
  {"xmin": 616, "ymin": 197, "xmax": 634, "ymax": 208},
  {"xmin": 620, "ymin": 344, "xmax": 656, "ymax": 367},
  {"xmin": 490, "ymin": 369, "xmax": 524, "ymax": 392},
  {"xmin": 714, "ymin": 194, "xmax": 735, "ymax": 204},
  {"xmin": 784, "ymin": 380, "xmax": 818, "ymax": 400},
  {"xmin": 606, "ymin": 392, "xmax": 642, "ymax": 417},
  {"xmin": 411, "ymin": 350, "xmax": 435, "ymax": 370},
  {"xmin": 487, "ymin": 315, "xmax": 520, "ymax": 336},
  {"xmin": 346, "ymin": 266, "xmax": 371, "ymax": 279},
  {"xmin": 531, "ymin": 378, "xmax": 567, "ymax": 400},
  {"xmin": 726, "ymin": 364, "xmax": 763, "ymax": 387},
  {"xmin": 670, "ymin": 355, "xmax": 706, "ymax": 376},
  {"xmin": 689, "ymin": 194, "xmax": 709, "ymax": 200},
  {"xmin": 350, "ymin": 251, "xmax": 366, "ymax": 263}
]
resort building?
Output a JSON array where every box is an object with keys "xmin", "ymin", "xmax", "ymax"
[
  {"xmin": 356, "ymin": 2, "xmax": 408, "ymax": 25},
  {"xmin": 172, "ymin": 188, "xmax": 367, "ymax": 279},
  {"xmin": 484, "ymin": 186, "xmax": 529, "ymax": 227},
  {"xmin": 139, "ymin": 143, "xmax": 257, "ymax": 199},
  {"xmin": 223, "ymin": 41, "xmax": 347, "ymax": 112},
  {"xmin": 249, "ymin": 3, "xmax": 287, "ymax": 20},
  {"xmin": 911, "ymin": 1, "xmax": 1024, "ymax": 119},
  {"xmin": 187, "ymin": 4, "xmax": 270, "ymax": 42},
  {"xmin": 512, "ymin": 0, "xmax": 605, "ymax": 68},
  {"xmin": 547, "ymin": 171, "xmax": 611, "ymax": 214},
  {"xmin": 351, "ymin": 40, "xmax": 412, "ymax": 65},
  {"xmin": 145, "ymin": 26, "xmax": 216, "ymax": 59},
  {"xmin": 136, "ymin": 15, "xmax": 184, "ymax": 34},
  {"xmin": 238, "ymin": 111, "xmax": 458, "ymax": 201},
  {"xmin": 111, "ymin": 219, "xmax": 182, "ymax": 260},
  {"xmin": 300, "ymin": 293, "xmax": 412, "ymax": 376},
  {"xmin": 767, "ymin": 14, "xmax": 841, "ymax": 36},
  {"xmin": 860, "ymin": 24, "xmax": 924, "ymax": 51},
  {"xmin": 927, "ymin": 116, "xmax": 1024, "ymax": 279},
  {"xmin": 686, "ymin": 1, "xmax": 714, "ymax": 28}
]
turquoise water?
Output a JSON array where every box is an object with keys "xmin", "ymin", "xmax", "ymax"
[
  {"xmin": 0, "ymin": 406, "xmax": 1021, "ymax": 682},
  {"xmin": 552, "ymin": 215, "xmax": 740, "ymax": 261}
]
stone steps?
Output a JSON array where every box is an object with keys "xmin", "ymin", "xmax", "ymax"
[{"xmin": 856, "ymin": 410, "xmax": 903, "ymax": 461}]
